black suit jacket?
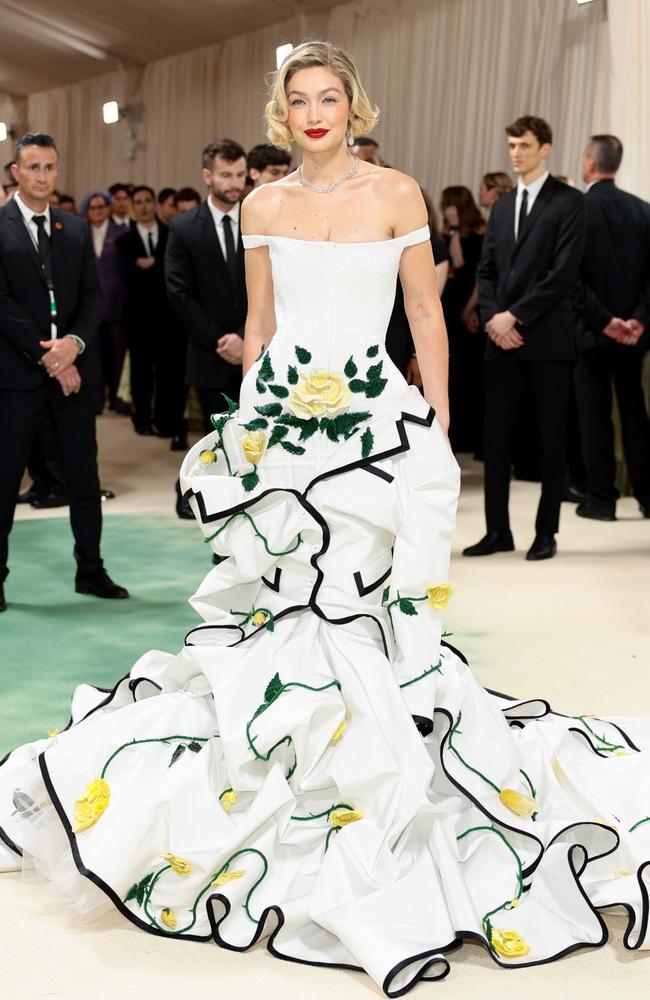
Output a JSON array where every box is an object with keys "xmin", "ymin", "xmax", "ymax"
[
  {"xmin": 478, "ymin": 175, "xmax": 585, "ymax": 362},
  {"xmin": 578, "ymin": 179, "xmax": 650, "ymax": 351},
  {"xmin": 0, "ymin": 199, "xmax": 102, "ymax": 390},
  {"xmin": 116, "ymin": 222, "xmax": 171, "ymax": 331},
  {"xmin": 165, "ymin": 201, "xmax": 247, "ymax": 388}
]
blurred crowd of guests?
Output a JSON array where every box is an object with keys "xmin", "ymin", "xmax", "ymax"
[{"xmin": 1, "ymin": 117, "xmax": 648, "ymax": 611}]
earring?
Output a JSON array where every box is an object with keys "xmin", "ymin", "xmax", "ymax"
[{"xmin": 347, "ymin": 123, "xmax": 355, "ymax": 147}]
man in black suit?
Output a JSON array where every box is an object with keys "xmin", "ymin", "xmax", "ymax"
[
  {"xmin": 574, "ymin": 134, "xmax": 650, "ymax": 521},
  {"xmin": 117, "ymin": 186, "xmax": 186, "ymax": 447},
  {"xmin": 466, "ymin": 115, "xmax": 585, "ymax": 561},
  {"xmin": 0, "ymin": 132, "xmax": 128, "ymax": 610},
  {"xmin": 165, "ymin": 138, "xmax": 248, "ymax": 434}
]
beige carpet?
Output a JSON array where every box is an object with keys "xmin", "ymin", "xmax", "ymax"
[{"xmin": 6, "ymin": 410, "xmax": 650, "ymax": 999}]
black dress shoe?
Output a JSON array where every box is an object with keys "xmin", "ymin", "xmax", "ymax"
[
  {"xmin": 75, "ymin": 570, "xmax": 129, "ymax": 599},
  {"xmin": 31, "ymin": 491, "xmax": 68, "ymax": 509},
  {"xmin": 17, "ymin": 487, "xmax": 42, "ymax": 504},
  {"xmin": 463, "ymin": 531, "xmax": 515, "ymax": 557},
  {"xmin": 639, "ymin": 501, "xmax": 650, "ymax": 518},
  {"xmin": 170, "ymin": 435, "xmax": 188, "ymax": 452},
  {"xmin": 526, "ymin": 535, "xmax": 556, "ymax": 561},
  {"xmin": 563, "ymin": 482, "xmax": 589, "ymax": 504},
  {"xmin": 0, "ymin": 583, "xmax": 6, "ymax": 612},
  {"xmin": 576, "ymin": 498, "xmax": 616, "ymax": 521},
  {"xmin": 100, "ymin": 489, "xmax": 115, "ymax": 501},
  {"xmin": 134, "ymin": 423, "xmax": 153, "ymax": 436}
]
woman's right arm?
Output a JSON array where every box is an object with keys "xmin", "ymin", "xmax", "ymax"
[{"xmin": 240, "ymin": 192, "xmax": 277, "ymax": 376}]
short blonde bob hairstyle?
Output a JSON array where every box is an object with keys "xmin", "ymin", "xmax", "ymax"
[{"xmin": 265, "ymin": 40, "xmax": 378, "ymax": 150}]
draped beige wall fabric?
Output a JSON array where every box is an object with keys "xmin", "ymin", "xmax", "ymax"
[
  {"xmin": 607, "ymin": 0, "xmax": 650, "ymax": 201},
  {"xmin": 22, "ymin": 0, "xmax": 620, "ymax": 204}
]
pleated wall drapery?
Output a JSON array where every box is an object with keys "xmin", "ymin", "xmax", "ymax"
[
  {"xmin": 607, "ymin": 0, "xmax": 650, "ymax": 201},
  {"xmin": 22, "ymin": 0, "xmax": 618, "ymax": 203}
]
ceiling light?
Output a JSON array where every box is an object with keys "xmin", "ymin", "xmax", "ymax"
[
  {"xmin": 0, "ymin": 123, "xmax": 7, "ymax": 142},
  {"xmin": 276, "ymin": 44, "xmax": 293, "ymax": 69},
  {"xmin": 102, "ymin": 101, "xmax": 119, "ymax": 125}
]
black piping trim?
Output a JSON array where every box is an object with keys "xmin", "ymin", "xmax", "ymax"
[
  {"xmin": 363, "ymin": 464, "xmax": 394, "ymax": 483},
  {"xmin": 440, "ymin": 639, "xmax": 468, "ymax": 666},
  {"xmin": 382, "ymin": 951, "xmax": 450, "ymax": 996},
  {"xmin": 354, "ymin": 562, "xmax": 392, "ymax": 598},
  {"xmin": 0, "ymin": 825, "xmax": 22, "ymax": 857},
  {"xmin": 261, "ymin": 567, "xmax": 282, "ymax": 593},
  {"xmin": 499, "ymin": 699, "xmax": 552, "ymax": 721},
  {"xmin": 567, "ymin": 728, "xmax": 611, "ymax": 759},
  {"xmin": 129, "ymin": 677, "xmax": 163, "ymax": 700}
]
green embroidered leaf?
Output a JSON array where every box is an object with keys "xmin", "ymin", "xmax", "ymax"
[
  {"xmin": 348, "ymin": 378, "xmax": 367, "ymax": 393},
  {"xmin": 241, "ymin": 471, "xmax": 259, "ymax": 492},
  {"xmin": 264, "ymin": 672, "xmax": 283, "ymax": 704},
  {"xmin": 170, "ymin": 744, "xmax": 187, "ymax": 767},
  {"xmin": 287, "ymin": 365, "xmax": 299, "ymax": 385},
  {"xmin": 319, "ymin": 417, "xmax": 331, "ymax": 431},
  {"xmin": 344, "ymin": 356, "xmax": 358, "ymax": 378},
  {"xmin": 329, "ymin": 411, "xmax": 372, "ymax": 441},
  {"xmin": 243, "ymin": 418, "xmax": 268, "ymax": 431},
  {"xmin": 361, "ymin": 427, "xmax": 374, "ymax": 457},
  {"xmin": 187, "ymin": 741, "xmax": 203, "ymax": 753},
  {"xmin": 276, "ymin": 413, "xmax": 304, "ymax": 427},
  {"xmin": 298, "ymin": 417, "xmax": 319, "ymax": 441},
  {"xmin": 221, "ymin": 394, "xmax": 239, "ymax": 415},
  {"xmin": 367, "ymin": 344, "xmax": 379, "ymax": 357},
  {"xmin": 269, "ymin": 384, "xmax": 289, "ymax": 398},
  {"xmin": 255, "ymin": 402, "xmax": 282, "ymax": 417},
  {"xmin": 125, "ymin": 882, "xmax": 139, "ymax": 903},
  {"xmin": 256, "ymin": 379, "xmax": 266, "ymax": 394},
  {"xmin": 280, "ymin": 441, "xmax": 306, "ymax": 455},
  {"xmin": 259, "ymin": 353, "xmax": 274, "ymax": 382},
  {"xmin": 135, "ymin": 872, "xmax": 154, "ymax": 907},
  {"xmin": 398, "ymin": 598, "xmax": 418, "ymax": 616},
  {"xmin": 268, "ymin": 425, "xmax": 289, "ymax": 447},
  {"xmin": 366, "ymin": 362, "xmax": 384, "ymax": 381},
  {"xmin": 295, "ymin": 346, "xmax": 312, "ymax": 364},
  {"xmin": 382, "ymin": 586, "xmax": 390, "ymax": 605},
  {"xmin": 325, "ymin": 421, "xmax": 340, "ymax": 443},
  {"xmin": 256, "ymin": 344, "xmax": 266, "ymax": 360},
  {"xmin": 365, "ymin": 377, "xmax": 387, "ymax": 398}
]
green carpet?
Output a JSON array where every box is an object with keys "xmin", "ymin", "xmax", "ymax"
[{"xmin": 1, "ymin": 514, "xmax": 210, "ymax": 758}]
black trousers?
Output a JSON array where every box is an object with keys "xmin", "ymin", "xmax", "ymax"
[
  {"xmin": 128, "ymin": 332, "xmax": 157, "ymax": 429},
  {"xmin": 197, "ymin": 369, "xmax": 243, "ymax": 434},
  {"xmin": 483, "ymin": 354, "xmax": 571, "ymax": 536},
  {"xmin": 0, "ymin": 381, "xmax": 103, "ymax": 583},
  {"xmin": 155, "ymin": 333, "xmax": 188, "ymax": 437},
  {"xmin": 573, "ymin": 343, "xmax": 650, "ymax": 506}
]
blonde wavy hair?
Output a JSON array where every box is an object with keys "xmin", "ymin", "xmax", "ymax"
[{"xmin": 265, "ymin": 40, "xmax": 378, "ymax": 150}]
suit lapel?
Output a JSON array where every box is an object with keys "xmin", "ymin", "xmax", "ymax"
[
  {"xmin": 501, "ymin": 192, "xmax": 517, "ymax": 263},
  {"xmin": 513, "ymin": 176, "xmax": 555, "ymax": 255},
  {"xmin": 6, "ymin": 199, "xmax": 47, "ymax": 287},
  {"xmin": 199, "ymin": 201, "xmax": 239, "ymax": 289}
]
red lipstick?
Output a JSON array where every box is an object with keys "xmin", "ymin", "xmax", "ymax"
[{"xmin": 305, "ymin": 129, "xmax": 329, "ymax": 138}]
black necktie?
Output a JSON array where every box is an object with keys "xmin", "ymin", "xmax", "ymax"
[
  {"xmin": 222, "ymin": 214, "xmax": 238, "ymax": 280},
  {"xmin": 516, "ymin": 188, "xmax": 528, "ymax": 242},
  {"xmin": 147, "ymin": 231, "xmax": 156, "ymax": 256},
  {"xmin": 32, "ymin": 214, "xmax": 53, "ymax": 286}
]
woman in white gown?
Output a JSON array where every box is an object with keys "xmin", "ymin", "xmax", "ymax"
[{"xmin": 1, "ymin": 41, "xmax": 649, "ymax": 997}]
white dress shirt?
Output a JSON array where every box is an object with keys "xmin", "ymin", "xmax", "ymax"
[
  {"xmin": 136, "ymin": 221, "xmax": 159, "ymax": 254},
  {"xmin": 91, "ymin": 219, "xmax": 109, "ymax": 258},
  {"xmin": 514, "ymin": 170, "xmax": 549, "ymax": 239},
  {"xmin": 14, "ymin": 191, "xmax": 51, "ymax": 248},
  {"xmin": 112, "ymin": 215, "xmax": 130, "ymax": 228},
  {"xmin": 206, "ymin": 197, "xmax": 240, "ymax": 259}
]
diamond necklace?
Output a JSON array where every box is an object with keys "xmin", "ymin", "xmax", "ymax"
[{"xmin": 297, "ymin": 156, "xmax": 359, "ymax": 194}]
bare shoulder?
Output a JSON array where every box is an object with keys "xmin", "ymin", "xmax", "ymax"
[
  {"xmin": 241, "ymin": 182, "xmax": 286, "ymax": 235},
  {"xmin": 373, "ymin": 167, "xmax": 427, "ymax": 236}
]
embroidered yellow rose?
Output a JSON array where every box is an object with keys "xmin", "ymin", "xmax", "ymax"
[
  {"xmin": 163, "ymin": 853, "xmax": 192, "ymax": 875},
  {"xmin": 330, "ymin": 720, "xmax": 346, "ymax": 745},
  {"xmin": 161, "ymin": 907, "xmax": 177, "ymax": 930},
  {"xmin": 499, "ymin": 789, "xmax": 537, "ymax": 819},
  {"xmin": 212, "ymin": 869, "xmax": 246, "ymax": 887},
  {"xmin": 199, "ymin": 449, "xmax": 217, "ymax": 465},
  {"xmin": 329, "ymin": 808, "xmax": 363, "ymax": 828},
  {"xmin": 288, "ymin": 370, "xmax": 351, "ymax": 419},
  {"xmin": 427, "ymin": 584, "xmax": 454, "ymax": 611},
  {"xmin": 220, "ymin": 790, "xmax": 238, "ymax": 812},
  {"xmin": 73, "ymin": 777, "xmax": 110, "ymax": 832},
  {"xmin": 251, "ymin": 610, "xmax": 269, "ymax": 627},
  {"xmin": 240, "ymin": 430, "xmax": 266, "ymax": 464},
  {"xmin": 490, "ymin": 927, "xmax": 530, "ymax": 958}
]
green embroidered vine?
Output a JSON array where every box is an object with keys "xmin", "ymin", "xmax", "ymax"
[
  {"xmin": 207, "ymin": 394, "xmax": 239, "ymax": 476},
  {"xmin": 245, "ymin": 673, "xmax": 342, "ymax": 780},
  {"xmin": 203, "ymin": 509, "xmax": 302, "ymax": 557},
  {"xmin": 448, "ymin": 712, "xmax": 539, "ymax": 820},
  {"xmin": 125, "ymin": 847, "xmax": 269, "ymax": 933},
  {"xmin": 399, "ymin": 661, "xmax": 442, "ymax": 689},
  {"xmin": 629, "ymin": 816, "xmax": 650, "ymax": 833},
  {"xmin": 100, "ymin": 735, "xmax": 213, "ymax": 779},
  {"xmin": 457, "ymin": 825, "xmax": 527, "ymax": 958},
  {"xmin": 230, "ymin": 605, "xmax": 275, "ymax": 632},
  {"xmin": 571, "ymin": 716, "xmax": 625, "ymax": 754}
]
